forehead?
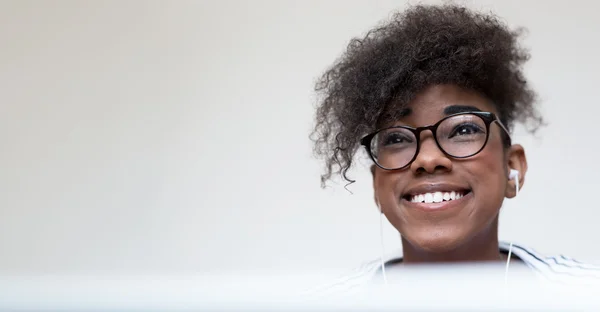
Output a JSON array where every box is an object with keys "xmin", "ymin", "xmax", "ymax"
[{"xmin": 389, "ymin": 84, "xmax": 497, "ymax": 126}]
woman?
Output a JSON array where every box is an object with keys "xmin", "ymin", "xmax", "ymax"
[{"xmin": 311, "ymin": 4, "xmax": 599, "ymax": 292}]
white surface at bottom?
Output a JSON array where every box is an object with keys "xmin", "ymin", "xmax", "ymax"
[{"xmin": 1, "ymin": 264, "xmax": 599, "ymax": 311}]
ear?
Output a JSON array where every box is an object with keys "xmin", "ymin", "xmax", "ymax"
[{"xmin": 505, "ymin": 144, "xmax": 528, "ymax": 198}]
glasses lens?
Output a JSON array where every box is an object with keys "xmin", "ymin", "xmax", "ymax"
[
  {"xmin": 436, "ymin": 114, "xmax": 487, "ymax": 157},
  {"xmin": 371, "ymin": 127, "xmax": 417, "ymax": 169}
]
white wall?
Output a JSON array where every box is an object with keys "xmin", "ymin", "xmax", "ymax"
[{"xmin": 1, "ymin": 0, "xmax": 599, "ymax": 276}]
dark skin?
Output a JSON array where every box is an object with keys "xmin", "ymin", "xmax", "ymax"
[{"xmin": 372, "ymin": 84, "xmax": 527, "ymax": 264}]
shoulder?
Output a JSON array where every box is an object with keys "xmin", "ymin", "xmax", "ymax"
[
  {"xmin": 505, "ymin": 241, "xmax": 600, "ymax": 284},
  {"xmin": 309, "ymin": 242, "xmax": 600, "ymax": 296}
]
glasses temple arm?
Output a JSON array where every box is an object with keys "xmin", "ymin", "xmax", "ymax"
[{"xmin": 494, "ymin": 119, "xmax": 512, "ymax": 144}]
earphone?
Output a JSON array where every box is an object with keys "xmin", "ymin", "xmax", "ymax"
[
  {"xmin": 505, "ymin": 169, "xmax": 519, "ymax": 284},
  {"xmin": 377, "ymin": 202, "xmax": 388, "ymax": 285},
  {"xmin": 509, "ymin": 169, "xmax": 519, "ymax": 196}
]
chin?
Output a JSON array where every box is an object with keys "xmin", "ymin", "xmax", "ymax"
[{"xmin": 405, "ymin": 230, "xmax": 467, "ymax": 253}]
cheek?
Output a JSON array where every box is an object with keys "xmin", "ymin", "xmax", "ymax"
[
  {"xmin": 467, "ymin": 145, "xmax": 507, "ymax": 203},
  {"xmin": 373, "ymin": 171, "xmax": 403, "ymax": 210}
]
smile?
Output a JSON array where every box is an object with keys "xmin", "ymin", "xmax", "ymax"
[{"xmin": 409, "ymin": 191, "xmax": 467, "ymax": 203}]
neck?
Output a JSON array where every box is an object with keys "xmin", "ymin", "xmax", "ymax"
[{"xmin": 401, "ymin": 219, "xmax": 502, "ymax": 264}]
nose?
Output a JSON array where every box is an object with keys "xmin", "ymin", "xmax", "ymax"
[{"xmin": 409, "ymin": 130, "xmax": 453, "ymax": 174}]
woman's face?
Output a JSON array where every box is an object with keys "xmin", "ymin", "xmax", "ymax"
[{"xmin": 373, "ymin": 84, "xmax": 525, "ymax": 253}]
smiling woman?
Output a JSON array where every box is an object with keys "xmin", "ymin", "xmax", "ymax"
[{"xmin": 310, "ymin": 3, "xmax": 600, "ymax": 292}]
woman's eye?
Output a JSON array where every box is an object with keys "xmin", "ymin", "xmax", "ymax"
[
  {"xmin": 450, "ymin": 123, "xmax": 483, "ymax": 137},
  {"xmin": 383, "ymin": 132, "xmax": 413, "ymax": 146}
]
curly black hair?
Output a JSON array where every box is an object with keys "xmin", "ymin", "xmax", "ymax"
[{"xmin": 311, "ymin": 4, "xmax": 543, "ymax": 187}]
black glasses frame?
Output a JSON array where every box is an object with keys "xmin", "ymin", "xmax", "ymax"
[{"xmin": 360, "ymin": 112, "xmax": 512, "ymax": 171}]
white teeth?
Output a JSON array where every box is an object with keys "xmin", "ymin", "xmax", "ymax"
[
  {"xmin": 433, "ymin": 192, "xmax": 443, "ymax": 203},
  {"xmin": 408, "ymin": 191, "xmax": 466, "ymax": 204},
  {"xmin": 424, "ymin": 193, "xmax": 434, "ymax": 203}
]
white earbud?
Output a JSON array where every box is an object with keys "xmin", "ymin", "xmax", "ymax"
[{"xmin": 509, "ymin": 169, "xmax": 519, "ymax": 197}]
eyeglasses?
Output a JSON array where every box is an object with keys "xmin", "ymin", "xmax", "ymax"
[{"xmin": 360, "ymin": 112, "xmax": 511, "ymax": 170}]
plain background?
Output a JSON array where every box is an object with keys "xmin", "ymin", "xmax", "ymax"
[{"xmin": 1, "ymin": 0, "xmax": 599, "ymax": 277}]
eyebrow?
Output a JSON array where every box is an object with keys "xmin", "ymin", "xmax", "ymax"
[
  {"xmin": 390, "ymin": 105, "xmax": 480, "ymax": 123},
  {"xmin": 443, "ymin": 105, "xmax": 482, "ymax": 115},
  {"xmin": 397, "ymin": 107, "xmax": 412, "ymax": 117}
]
